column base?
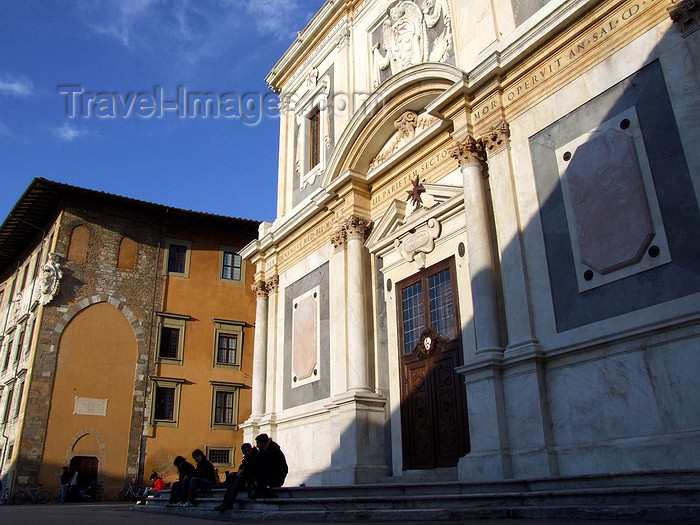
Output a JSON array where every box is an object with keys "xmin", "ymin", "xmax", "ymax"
[
  {"xmin": 458, "ymin": 448, "xmax": 513, "ymax": 481},
  {"xmin": 324, "ymin": 391, "xmax": 390, "ymax": 484}
]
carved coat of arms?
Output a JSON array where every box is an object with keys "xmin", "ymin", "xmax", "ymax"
[{"xmin": 373, "ymin": 0, "xmax": 452, "ymax": 83}]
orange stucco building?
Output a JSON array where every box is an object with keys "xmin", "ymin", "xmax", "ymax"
[{"xmin": 0, "ymin": 178, "xmax": 258, "ymax": 500}]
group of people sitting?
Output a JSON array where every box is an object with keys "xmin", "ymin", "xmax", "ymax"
[{"xmin": 140, "ymin": 433, "xmax": 287, "ymax": 510}]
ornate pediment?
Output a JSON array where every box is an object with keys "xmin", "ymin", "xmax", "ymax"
[{"xmin": 365, "ymin": 180, "xmax": 460, "ymax": 257}]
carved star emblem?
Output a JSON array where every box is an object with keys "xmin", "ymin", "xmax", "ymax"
[{"xmin": 406, "ymin": 175, "xmax": 426, "ymax": 205}]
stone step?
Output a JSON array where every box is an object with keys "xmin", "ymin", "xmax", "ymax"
[
  {"xmin": 134, "ymin": 503, "xmax": 700, "ymax": 522},
  {"xmin": 143, "ymin": 484, "xmax": 699, "ymax": 510},
  {"xmin": 133, "ymin": 470, "xmax": 700, "ymax": 522}
]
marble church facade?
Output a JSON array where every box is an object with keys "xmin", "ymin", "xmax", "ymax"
[{"xmin": 240, "ymin": 0, "xmax": 700, "ymax": 485}]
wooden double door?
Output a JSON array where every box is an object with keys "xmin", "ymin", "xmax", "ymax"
[{"xmin": 396, "ymin": 258, "xmax": 469, "ymax": 469}]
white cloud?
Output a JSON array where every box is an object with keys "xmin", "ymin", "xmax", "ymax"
[
  {"xmin": 243, "ymin": 0, "xmax": 312, "ymax": 39},
  {"xmin": 53, "ymin": 123, "xmax": 89, "ymax": 142},
  {"xmin": 0, "ymin": 75, "xmax": 34, "ymax": 97},
  {"xmin": 71, "ymin": 0, "xmax": 241, "ymax": 59},
  {"xmin": 69, "ymin": 0, "xmax": 319, "ymax": 61},
  {"xmin": 0, "ymin": 119, "xmax": 13, "ymax": 137}
]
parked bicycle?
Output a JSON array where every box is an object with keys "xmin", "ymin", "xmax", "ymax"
[
  {"xmin": 118, "ymin": 482, "xmax": 143, "ymax": 501},
  {"xmin": 12, "ymin": 483, "xmax": 51, "ymax": 504}
]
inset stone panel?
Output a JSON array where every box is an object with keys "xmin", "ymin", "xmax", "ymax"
[
  {"xmin": 556, "ymin": 106, "xmax": 670, "ymax": 292},
  {"xmin": 291, "ymin": 287, "xmax": 320, "ymax": 388}
]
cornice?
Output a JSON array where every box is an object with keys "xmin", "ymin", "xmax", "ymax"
[
  {"xmin": 240, "ymin": 187, "xmax": 336, "ymax": 260},
  {"xmin": 466, "ymin": 0, "xmax": 604, "ymax": 88},
  {"xmin": 267, "ymin": 1, "xmax": 362, "ymax": 91}
]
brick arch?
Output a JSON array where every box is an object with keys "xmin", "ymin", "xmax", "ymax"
[
  {"xmin": 47, "ymin": 294, "xmax": 150, "ymax": 484},
  {"xmin": 48, "ymin": 294, "xmax": 146, "ymax": 350},
  {"xmin": 64, "ymin": 428, "xmax": 107, "ymax": 484}
]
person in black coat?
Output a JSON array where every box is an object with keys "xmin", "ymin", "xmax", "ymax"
[
  {"xmin": 178, "ymin": 448, "xmax": 218, "ymax": 506},
  {"xmin": 250, "ymin": 433, "xmax": 288, "ymax": 498},
  {"xmin": 214, "ymin": 442, "xmax": 258, "ymax": 511},
  {"xmin": 170, "ymin": 455, "xmax": 195, "ymax": 504}
]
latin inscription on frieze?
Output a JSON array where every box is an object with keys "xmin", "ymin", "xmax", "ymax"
[{"xmin": 473, "ymin": 0, "xmax": 672, "ymax": 120}]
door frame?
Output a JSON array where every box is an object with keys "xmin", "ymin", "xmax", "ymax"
[{"xmin": 395, "ymin": 256, "xmax": 469, "ymax": 469}]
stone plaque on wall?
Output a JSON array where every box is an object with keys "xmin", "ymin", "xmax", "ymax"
[
  {"xmin": 292, "ymin": 287, "xmax": 320, "ymax": 387},
  {"xmin": 74, "ymin": 397, "xmax": 108, "ymax": 416}
]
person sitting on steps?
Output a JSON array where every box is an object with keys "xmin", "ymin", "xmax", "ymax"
[
  {"xmin": 249, "ymin": 433, "xmax": 288, "ymax": 499},
  {"xmin": 176, "ymin": 448, "xmax": 218, "ymax": 507},
  {"xmin": 169, "ymin": 455, "xmax": 195, "ymax": 505},
  {"xmin": 215, "ymin": 442, "xmax": 258, "ymax": 512},
  {"xmin": 136, "ymin": 471, "xmax": 165, "ymax": 505}
]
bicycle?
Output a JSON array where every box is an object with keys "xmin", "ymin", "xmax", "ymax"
[
  {"xmin": 12, "ymin": 483, "xmax": 51, "ymax": 504},
  {"xmin": 118, "ymin": 482, "xmax": 143, "ymax": 501}
]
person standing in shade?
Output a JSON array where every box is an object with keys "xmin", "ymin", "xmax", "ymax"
[{"xmin": 59, "ymin": 466, "xmax": 71, "ymax": 504}]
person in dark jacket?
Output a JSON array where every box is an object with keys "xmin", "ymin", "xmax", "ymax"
[
  {"xmin": 178, "ymin": 448, "xmax": 218, "ymax": 506},
  {"xmin": 214, "ymin": 442, "xmax": 258, "ymax": 511},
  {"xmin": 170, "ymin": 455, "xmax": 195, "ymax": 504},
  {"xmin": 250, "ymin": 433, "xmax": 288, "ymax": 498}
]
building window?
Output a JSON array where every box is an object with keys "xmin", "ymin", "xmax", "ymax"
[
  {"xmin": 13, "ymin": 380, "xmax": 24, "ymax": 418},
  {"xmin": 2, "ymin": 339, "xmax": 12, "ymax": 371},
  {"xmin": 19, "ymin": 265, "xmax": 29, "ymax": 291},
  {"xmin": 215, "ymin": 391, "xmax": 234, "ymax": 424},
  {"xmin": 309, "ymin": 109, "xmax": 321, "ymax": 169},
  {"xmin": 399, "ymin": 262, "xmax": 458, "ymax": 354},
  {"xmin": 2, "ymin": 386, "xmax": 13, "ymax": 424},
  {"xmin": 294, "ymin": 74, "xmax": 331, "ymax": 190},
  {"xmin": 164, "ymin": 239, "xmax": 191, "ymax": 277},
  {"xmin": 155, "ymin": 313, "xmax": 188, "ymax": 363},
  {"xmin": 212, "ymin": 319, "xmax": 244, "ymax": 368},
  {"xmin": 222, "ymin": 251, "xmax": 242, "ymax": 281},
  {"xmin": 118, "ymin": 237, "xmax": 137, "ymax": 270},
  {"xmin": 67, "ymin": 225, "xmax": 89, "ymax": 262},
  {"xmin": 210, "ymin": 382, "xmax": 241, "ymax": 429},
  {"xmin": 159, "ymin": 327, "xmax": 180, "ymax": 359},
  {"xmin": 14, "ymin": 329, "xmax": 24, "ymax": 364},
  {"xmin": 154, "ymin": 386, "xmax": 175, "ymax": 420},
  {"xmin": 32, "ymin": 249, "xmax": 43, "ymax": 279},
  {"xmin": 217, "ymin": 334, "xmax": 238, "ymax": 365},
  {"xmin": 150, "ymin": 377, "xmax": 183, "ymax": 426},
  {"xmin": 206, "ymin": 446, "xmax": 234, "ymax": 467},
  {"xmin": 24, "ymin": 320, "xmax": 35, "ymax": 357}
]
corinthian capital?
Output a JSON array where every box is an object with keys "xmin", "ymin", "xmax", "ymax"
[
  {"xmin": 330, "ymin": 229, "xmax": 346, "ymax": 251},
  {"xmin": 482, "ymin": 120, "xmax": 510, "ymax": 153},
  {"xmin": 668, "ymin": 0, "xmax": 700, "ymax": 36},
  {"xmin": 251, "ymin": 280, "xmax": 268, "ymax": 298},
  {"xmin": 266, "ymin": 276, "xmax": 279, "ymax": 294},
  {"xmin": 341, "ymin": 216, "xmax": 372, "ymax": 240},
  {"xmin": 448, "ymin": 135, "xmax": 486, "ymax": 167}
]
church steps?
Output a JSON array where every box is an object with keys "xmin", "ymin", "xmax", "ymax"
[{"xmin": 131, "ymin": 469, "xmax": 700, "ymax": 521}]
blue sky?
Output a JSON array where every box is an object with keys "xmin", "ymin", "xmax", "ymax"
[{"xmin": 0, "ymin": 0, "xmax": 326, "ymax": 224}]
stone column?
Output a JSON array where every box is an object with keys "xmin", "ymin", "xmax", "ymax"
[
  {"xmin": 482, "ymin": 121, "xmax": 538, "ymax": 352},
  {"xmin": 449, "ymin": 136, "xmax": 503, "ymax": 354},
  {"xmin": 342, "ymin": 216, "xmax": 372, "ymax": 392},
  {"xmin": 250, "ymin": 279, "xmax": 269, "ymax": 418}
]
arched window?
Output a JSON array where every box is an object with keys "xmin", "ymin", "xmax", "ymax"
[
  {"xmin": 117, "ymin": 237, "xmax": 137, "ymax": 270},
  {"xmin": 67, "ymin": 225, "xmax": 89, "ymax": 262}
]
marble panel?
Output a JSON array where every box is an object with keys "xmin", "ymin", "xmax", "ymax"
[
  {"xmin": 283, "ymin": 263, "xmax": 330, "ymax": 409},
  {"xmin": 529, "ymin": 59, "xmax": 700, "ymax": 332},
  {"xmin": 292, "ymin": 291, "xmax": 319, "ymax": 384}
]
